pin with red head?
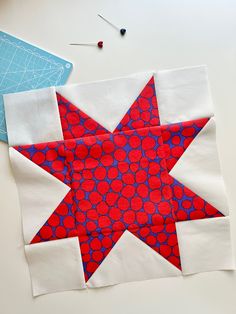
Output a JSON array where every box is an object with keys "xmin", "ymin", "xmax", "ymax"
[{"xmin": 70, "ymin": 41, "xmax": 103, "ymax": 49}]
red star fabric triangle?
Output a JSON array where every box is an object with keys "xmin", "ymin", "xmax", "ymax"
[
  {"xmin": 161, "ymin": 118, "xmax": 209, "ymax": 172},
  {"xmin": 79, "ymin": 230, "xmax": 124, "ymax": 281},
  {"xmin": 130, "ymin": 223, "xmax": 181, "ymax": 269},
  {"xmin": 114, "ymin": 76, "xmax": 160, "ymax": 132},
  {"xmin": 30, "ymin": 190, "xmax": 77, "ymax": 243},
  {"xmin": 169, "ymin": 176, "xmax": 224, "ymax": 221},
  {"xmin": 57, "ymin": 93, "xmax": 109, "ymax": 139},
  {"xmin": 14, "ymin": 141, "xmax": 70, "ymax": 185}
]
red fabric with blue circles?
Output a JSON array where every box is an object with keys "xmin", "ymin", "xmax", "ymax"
[{"xmin": 14, "ymin": 76, "xmax": 223, "ymax": 281}]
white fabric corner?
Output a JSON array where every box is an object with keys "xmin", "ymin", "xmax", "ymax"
[
  {"xmin": 176, "ymin": 217, "xmax": 234, "ymax": 275},
  {"xmin": 56, "ymin": 71, "xmax": 154, "ymax": 132},
  {"xmin": 87, "ymin": 230, "xmax": 181, "ymax": 288},
  {"xmin": 9, "ymin": 147, "xmax": 70, "ymax": 244},
  {"xmin": 25, "ymin": 237, "xmax": 86, "ymax": 296},
  {"xmin": 4, "ymin": 87, "xmax": 63, "ymax": 146},
  {"xmin": 170, "ymin": 117, "xmax": 229, "ymax": 216},
  {"xmin": 156, "ymin": 65, "xmax": 214, "ymax": 124}
]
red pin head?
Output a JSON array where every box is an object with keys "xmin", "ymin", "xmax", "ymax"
[{"xmin": 97, "ymin": 41, "xmax": 103, "ymax": 48}]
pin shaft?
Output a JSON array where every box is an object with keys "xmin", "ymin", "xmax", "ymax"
[
  {"xmin": 98, "ymin": 14, "xmax": 119, "ymax": 30},
  {"xmin": 69, "ymin": 43, "xmax": 96, "ymax": 46}
]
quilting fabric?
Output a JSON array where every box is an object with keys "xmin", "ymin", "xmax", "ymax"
[{"xmin": 4, "ymin": 66, "xmax": 234, "ymax": 296}]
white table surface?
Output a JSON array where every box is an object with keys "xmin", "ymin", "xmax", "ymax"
[{"xmin": 1, "ymin": 0, "xmax": 236, "ymax": 313}]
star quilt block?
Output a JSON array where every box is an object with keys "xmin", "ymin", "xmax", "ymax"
[{"xmin": 4, "ymin": 66, "xmax": 234, "ymax": 296}]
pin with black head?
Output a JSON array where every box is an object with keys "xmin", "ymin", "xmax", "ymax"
[{"xmin": 98, "ymin": 14, "xmax": 126, "ymax": 36}]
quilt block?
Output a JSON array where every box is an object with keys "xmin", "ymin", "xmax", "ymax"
[{"xmin": 4, "ymin": 66, "xmax": 234, "ymax": 296}]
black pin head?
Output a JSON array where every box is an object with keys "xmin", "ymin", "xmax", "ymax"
[{"xmin": 120, "ymin": 28, "xmax": 126, "ymax": 36}]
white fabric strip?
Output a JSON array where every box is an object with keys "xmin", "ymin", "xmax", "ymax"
[
  {"xmin": 176, "ymin": 217, "xmax": 234, "ymax": 274},
  {"xmin": 25, "ymin": 237, "xmax": 86, "ymax": 296},
  {"xmin": 9, "ymin": 148, "xmax": 70, "ymax": 244},
  {"xmin": 56, "ymin": 72, "xmax": 154, "ymax": 132},
  {"xmin": 170, "ymin": 117, "xmax": 229, "ymax": 216},
  {"xmin": 4, "ymin": 87, "xmax": 63, "ymax": 146},
  {"xmin": 87, "ymin": 230, "xmax": 181, "ymax": 288},
  {"xmin": 156, "ymin": 65, "xmax": 214, "ymax": 124}
]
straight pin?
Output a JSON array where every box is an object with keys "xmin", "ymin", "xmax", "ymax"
[
  {"xmin": 69, "ymin": 41, "xmax": 103, "ymax": 49},
  {"xmin": 98, "ymin": 14, "xmax": 126, "ymax": 36}
]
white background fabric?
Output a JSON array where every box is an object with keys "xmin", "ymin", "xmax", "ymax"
[
  {"xmin": 176, "ymin": 217, "xmax": 234, "ymax": 274},
  {"xmin": 25, "ymin": 237, "xmax": 85, "ymax": 296},
  {"xmin": 4, "ymin": 87, "xmax": 63, "ymax": 146},
  {"xmin": 156, "ymin": 65, "xmax": 214, "ymax": 124},
  {"xmin": 1, "ymin": 1, "xmax": 236, "ymax": 314}
]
